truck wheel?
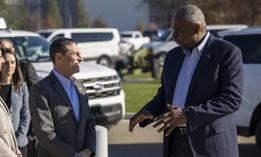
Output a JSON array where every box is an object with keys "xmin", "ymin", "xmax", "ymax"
[
  {"xmin": 97, "ymin": 56, "xmax": 111, "ymax": 67},
  {"xmin": 256, "ymin": 120, "xmax": 261, "ymax": 151},
  {"xmin": 151, "ymin": 58, "xmax": 161, "ymax": 79},
  {"xmin": 158, "ymin": 52, "xmax": 166, "ymax": 67},
  {"xmin": 150, "ymin": 53, "xmax": 166, "ymax": 79}
]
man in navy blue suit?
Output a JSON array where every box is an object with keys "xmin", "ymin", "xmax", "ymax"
[{"xmin": 129, "ymin": 5, "xmax": 244, "ymax": 157}]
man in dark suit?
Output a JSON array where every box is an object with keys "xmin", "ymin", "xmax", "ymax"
[
  {"xmin": 29, "ymin": 38, "xmax": 96, "ymax": 157},
  {"xmin": 129, "ymin": 5, "xmax": 243, "ymax": 157}
]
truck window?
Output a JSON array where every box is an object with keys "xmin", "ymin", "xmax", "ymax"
[
  {"xmin": 0, "ymin": 36, "xmax": 50, "ymax": 62},
  {"xmin": 38, "ymin": 32, "xmax": 52, "ymax": 38},
  {"xmin": 72, "ymin": 32, "xmax": 113, "ymax": 43},
  {"xmin": 121, "ymin": 34, "xmax": 132, "ymax": 38},
  {"xmin": 50, "ymin": 34, "xmax": 65, "ymax": 42},
  {"xmin": 224, "ymin": 35, "xmax": 261, "ymax": 64}
]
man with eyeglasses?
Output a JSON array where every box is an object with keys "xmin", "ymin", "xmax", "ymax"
[{"xmin": 129, "ymin": 5, "xmax": 243, "ymax": 157}]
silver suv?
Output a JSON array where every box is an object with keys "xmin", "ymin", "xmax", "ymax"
[
  {"xmin": 0, "ymin": 29, "xmax": 126, "ymax": 128},
  {"xmin": 219, "ymin": 27, "xmax": 261, "ymax": 151}
]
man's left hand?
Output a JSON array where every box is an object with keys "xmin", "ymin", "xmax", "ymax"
[
  {"xmin": 77, "ymin": 149, "xmax": 92, "ymax": 157},
  {"xmin": 153, "ymin": 104, "xmax": 187, "ymax": 136}
]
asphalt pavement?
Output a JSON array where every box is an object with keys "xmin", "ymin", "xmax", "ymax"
[{"xmin": 108, "ymin": 114, "xmax": 261, "ymax": 157}]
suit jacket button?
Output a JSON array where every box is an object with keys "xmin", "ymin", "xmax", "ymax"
[{"xmin": 4, "ymin": 129, "xmax": 8, "ymax": 134}]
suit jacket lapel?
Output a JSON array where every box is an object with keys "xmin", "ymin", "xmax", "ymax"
[
  {"xmin": 164, "ymin": 48, "xmax": 185, "ymax": 157},
  {"xmin": 166, "ymin": 48, "xmax": 186, "ymax": 104},
  {"xmin": 49, "ymin": 72, "xmax": 78, "ymax": 123},
  {"xmin": 74, "ymin": 80, "xmax": 87, "ymax": 125},
  {"xmin": 187, "ymin": 36, "xmax": 216, "ymax": 99}
]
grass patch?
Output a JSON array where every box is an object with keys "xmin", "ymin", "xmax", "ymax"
[
  {"xmin": 122, "ymin": 79, "xmax": 161, "ymax": 113},
  {"xmin": 120, "ymin": 69, "xmax": 152, "ymax": 79}
]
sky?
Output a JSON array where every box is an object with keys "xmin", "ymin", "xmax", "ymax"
[{"xmin": 85, "ymin": 0, "xmax": 149, "ymax": 31}]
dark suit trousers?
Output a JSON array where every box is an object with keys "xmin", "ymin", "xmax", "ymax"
[{"xmin": 168, "ymin": 131, "xmax": 194, "ymax": 157}]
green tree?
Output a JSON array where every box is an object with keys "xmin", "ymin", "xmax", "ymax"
[
  {"xmin": 136, "ymin": 20, "xmax": 145, "ymax": 32},
  {"xmin": 43, "ymin": 0, "xmax": 63, "ymax": 29},
  {"xmin": 192, "ymin": 0, "xmax": 261, "ymax": 26},
  {"xmin": 0, "ymin": 0, "xmax": 8, "ymax": 16},
  {"xmin": 93, "ymin": 14, "xmax": 108, "ymax": 28},
  {"xmin": 140, "ymin": 0, "xmax": 189, "ymax": 28},
  {"xmin": 27, "ymin": 13, "xmax": 42, "ymax": 31},
  {"xmin": 141, "ymin": 0, "xmax": 261, "ymax": 27},
  {"xmin": 75, "ymin": 0, "xmax": 91, "ymax": 28},
  {"xmin": 2, "ymin": 1, "xmax": 29, "ymax": 30}
]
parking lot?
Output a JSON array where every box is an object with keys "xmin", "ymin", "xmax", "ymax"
[{"xmin": 108, "ymin": 117, "xmax": 261, "ymax": 157}]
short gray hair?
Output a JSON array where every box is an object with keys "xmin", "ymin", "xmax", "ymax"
[{"xmin": 175, "ymin": 5, "xmax": 206, "ymax": 25}]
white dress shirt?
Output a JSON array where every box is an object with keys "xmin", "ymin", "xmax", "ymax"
[{"xmin": 172, "ymin": 32, "xmax": 210, "ymax": 108}]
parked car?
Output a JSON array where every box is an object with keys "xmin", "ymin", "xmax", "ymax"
[
  {"xmin": 143, "ymin": 29, "xmax": 166, "ymax": 41},
  {"xmin": 141, "ymin": 24, "xmax": 248, "ymax": 78},
  {"xmin": 37, "ymin": 28, "xmax": 122, "ymax": 68},
  {"xmin": 120, "ymin": 31, "xmax": 150, "ymax": 51},
  {"xmin": 0, "ymin": 28, "xmax": 126, "ymax": 128},
  {"xmin": 218, "ymin": 26, "xmax": 261, "ymax": 151},
  {"xmin": 207, "ymin": 24, "xmax": 247, "ymax": 38},
  {"xmin": 137, "ymin": 29, "xmax": 176, "ymax": 78}
]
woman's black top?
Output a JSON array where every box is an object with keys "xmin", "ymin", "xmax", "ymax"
[{"xmin": 0, "ymin": 84, "xmax": 12, "ymax": 109}]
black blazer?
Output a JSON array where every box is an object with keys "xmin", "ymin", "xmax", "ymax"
[
  {"xmin": 19, "ymin": 61, "xmax": 38, "ymax": 90},
  {"xmin": 140, "ymin": 35, "xmax": 244, "ymax": 157}
]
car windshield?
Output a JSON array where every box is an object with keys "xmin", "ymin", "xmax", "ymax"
[
  {"xmin": 154, "ymin": 30, "xmax": 172, "ymax": 41},
  {"xmin": 0, "ymin": 36, "xmax": 51, "ymax": 62}
]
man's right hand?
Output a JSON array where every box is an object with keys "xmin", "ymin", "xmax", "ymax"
[{"xmin": 129, "ymin": 110, "xmax": 153, "ymax": 132}]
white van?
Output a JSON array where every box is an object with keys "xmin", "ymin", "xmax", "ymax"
[
  {"xmin": 218, "ymin": 27, "xmax": 261, "ymax": 151},
  {"xmin": 37, "ymin": 28, "xmax": 122, "ymax": 67}
]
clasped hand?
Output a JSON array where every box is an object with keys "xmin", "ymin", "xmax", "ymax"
[
  {"xmin": 153, "ymin": 104, "xmax": 187, "ymax": 136},
  {"xmin": 128, "ymin": 104, "xmax": 187, "ymax": 136}
]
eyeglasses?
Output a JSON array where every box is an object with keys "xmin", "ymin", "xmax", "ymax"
[
  {"xmin": 0, "ymin": 47, "xmax": 14, "ymax": 54},
  {"xmin": 1, "ymin": 48, "xmax": 12, "ymax": 53},
  {"xmin": 171, "ymin": 24, "xmax": 194, "ymax": 38}
]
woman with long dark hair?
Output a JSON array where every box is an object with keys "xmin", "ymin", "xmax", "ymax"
[{"xmin": 0, "ymin": 48, "xmax": 30, "ymax": 157}]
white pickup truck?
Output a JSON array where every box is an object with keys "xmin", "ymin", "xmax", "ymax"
[{"xmin": 120, "ymin": 31, "xmax": 150, "ymax": 51}]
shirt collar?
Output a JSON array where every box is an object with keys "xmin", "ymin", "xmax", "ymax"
[
  {"xmin": 52, "ymin": 69, "xmax": 76, "ymax": 86},
  {"xmin": 183, "ymin": 31, "xmax": 210, "ymax": 55}
]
